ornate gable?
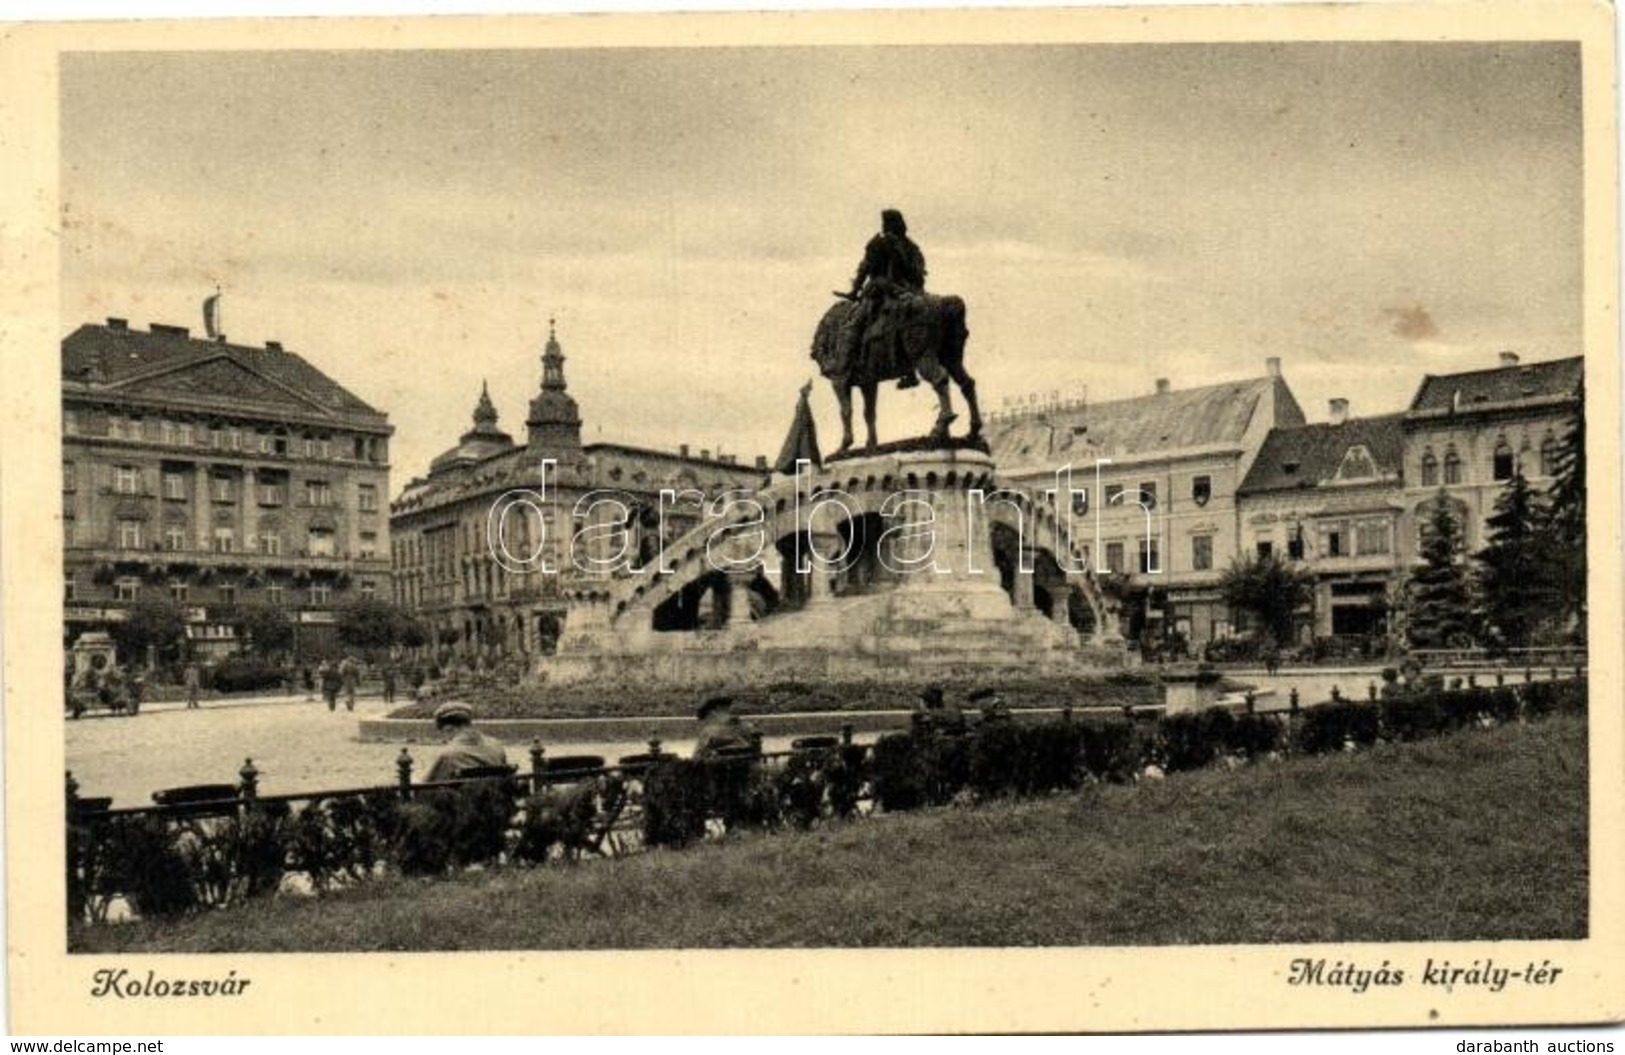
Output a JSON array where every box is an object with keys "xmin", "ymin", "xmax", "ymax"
[
  {"xmin": 1334, "ymin": 444, "xmax": 1379, "ymax": 482},
  {"xmin": 111, "ymin": 356, "xmax": 323, "ymax": 413}
]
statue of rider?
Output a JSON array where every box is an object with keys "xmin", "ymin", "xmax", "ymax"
[{"xmin": 842, "ymin": 208, "xmax": 928, "ymax": 389}]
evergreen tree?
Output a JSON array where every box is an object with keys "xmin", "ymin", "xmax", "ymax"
[
  {"xmin": 1476, "ymin": 469, "xmax": 1559, "ymax": 649},
  {"xmin": 1406, "ymin": 491, "xmax": 1475, "ymax": 649},
  {"xmin": 1546, "ymin": 385, "xmax": 1587, "ymax": 635}
]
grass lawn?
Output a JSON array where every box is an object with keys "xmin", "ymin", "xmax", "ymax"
[{"xmin": 72, "ymin": 715, "xmax": 1587, "ymax": 952}]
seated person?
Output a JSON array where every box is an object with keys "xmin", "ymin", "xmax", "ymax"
[
  {"xmin": 968, "ymin": 686, "xmax": 1012, "ymax": 725},
  {"xmin": 914, "ymin": 683, "xmax": 967, "ymax": 737},
  {"xmin": 425, "ymin": 701, "xmax": 509, "ymax": 782},
  {"xmin": 693, "ymin": 696, "xmax": 757, "ymax": 759}
]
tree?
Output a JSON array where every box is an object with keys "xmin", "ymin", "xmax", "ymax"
[
  {"xmin": 1219, "ymin": 552, "xmax": 1315, "ymax": 646},
  {"xmin": 112, "ymin": 596, "xmax": 189, "ymax": 667},
  {"xmin": 235, "ymin": 603, "xmax": 295, "ymax": 658},
  {"xmin": 1476, "ymin": 469, "xmax": 1562, "ymax": 649},
  {"xmin": 1546, "ymin": 387, "xmax": 1587, "ymax": 636},
  {"xmin": 335, "ymin": 597, "xmax": 420, "ymax": 656},
  {"xmin": 1406, "ymin": 491, "xmax": 1476, "ymax": 649}
]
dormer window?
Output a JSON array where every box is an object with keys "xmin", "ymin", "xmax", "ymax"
[{"xmin": 1281, "ymin": 460, "xmax": 1300, "ymax": 475}]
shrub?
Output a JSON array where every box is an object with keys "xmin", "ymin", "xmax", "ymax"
[
  {"xmin": 870, "ymin": 734, "xmax": 931, "ymax": 812},
  {"xmin": 1159, "ymin": 711, "xmax": 1222, "ymax": 772},
  {"xmin": 642, "ymin": 760, "xmax": 711, "ymax": 848},
  {"xmin": 1080, "ymin": 720, "xmax": 1143, "ymax": 783},
  {"xmin": 97, "ymin": 815, "xmax": 198, "ymax": 919},
  {"xmin": 180, "ymin": 803, "xmax": 293, "ymax": 908},
  {"xmin": 1381, "ymin": 693, "xmax": 1447, "ymax": 742},
  {"xmin": 1225, "ymin": 713, "xmax": 1286, "ymax": 759},
  {"xmin": 1440, "ymin": 686, "xmax": 1521, "ymax": 729},
  {"xmin": 968, "ymin": 721, "xmax": 1029, "ymax": 798},
  {"xmin": 1523, "ymin": 677, "xmax": 1588, "ymax": 719},
  {"xmin": 391, "ymin": 781, "xmax": 516, "ymax": 875},
  {"xmin": 289, "ymin": 792, "xmax": 403, "ymax": 891},
  {"xmin": 514, "ymin": 780, "xmax": 605, "ymax": 864},
  {"xmin": 206, "ymin": 659, "xmax": 288, "ymax": 694},
  {"xmin": 1024, "ymin": 721, "xmax": 1088, "ymax": 794},
  {"xmin": 1296, "ymin": 702, "xmax": 1380, "ymax": 754}
]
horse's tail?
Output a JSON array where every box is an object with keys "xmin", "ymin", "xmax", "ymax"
[
  {"xmin": 811, "ymin": 300, "xmax": 851, "ymax": 381},
  {"xmin": 936, "ymin": 294, "xmax": 969, "ymax": 368}
]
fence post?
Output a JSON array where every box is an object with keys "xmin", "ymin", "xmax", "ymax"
[
  {"xmin": 1122, "ymin": 704, "xmax": 1135, "ymax": 721},
  {"xmin": 1289, "ymin": 688, "xmax": 1300, "ymax": 716},
  {"xmin": 1061, "ymin": 705, "xmax": 1074, "ymax": 724},
  {"xmin": 1575, "ymin": 664, "xmax": 1584, "ymax": 680},
  {"xmin": 1245, "ymin": 691, "xmax": 1256, "ymax": 715},
  {"xmin": 238, "ymin": 758, "xmax": 259, "ymax": 803},
  {"xmin": 1550, "ymin": 666, "xmax": 1559, "ymax": 682},
  {"xmin": 647, "ymin": 734, "xmax": 663, "ymax": 760},
  {"xmin": 841, "ymin": 722, "xmax": 855, "ymax": 746},
  {"xmin": 1467, "ymin": 673, "xmax": 1477, "ymax": 689},
  {"xmin": 1496, "ymin": 670, "xmax": 1505, "ymax": 687},
  {"xmin": 1525, "ymin": 666, "xmax": 1534, "ymax": 684},
  {"xmin": 1367, "ymin": 682, "xmax": 1378, "ymax": 702},
  {"xmin": 396, "ymin": 748, "xmax": 414, "ymax": 800},
  {"xmin": 529, "ymin": 739, "xmax": 546, "ymax": 793},
  {"xmin": 66, "ymin": 770, "xmax": 79, "ymax": 813}
]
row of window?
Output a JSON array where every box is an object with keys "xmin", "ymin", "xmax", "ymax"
[
  {"xmin": 1419, "ymin": 433, "xmax": 1558, "ymax": 487},
  {"xmin": 77, "ymin": 463, "xmax": 379, "ymax": 512},
  {"xmin": 65, "ymin": 411, "xmax": 387, "ymax": 464},
  {"xmin": 1094, "ymin": 475, "xmax": 1214, "ymax": 512},
  {"xmin": 71, "ymin": 577, "xmax": 371, "ymax": 605},
  {"xmin": 1255, "ymin": 521, "xmax": 1391, "ymax": 561},
  {"xmin": 99, "ymin": 520, "xmax": 378, "ymax": 559}
]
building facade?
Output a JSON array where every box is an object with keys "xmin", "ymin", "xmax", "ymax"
[
  {"xmin": 62, "ymin": 317, "xmax": 393, "ymax": 660},
  {"xmin": 1398, "ymin": 353, "xmax": 1584, "ymax": 561},
  {"xmin": 389, "ymin": 323, "xmax": 765, "ymax": 660},
  {"xmin": 1235, "ymin": 405, "xmax": 1407, "ymax": 645},
  {"xmin": 984, "ymin": 358, "xmax": 1306, "ymax": 648}
]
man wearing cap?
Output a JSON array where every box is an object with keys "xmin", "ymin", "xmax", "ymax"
[
  {"xmin": 694, "ymin": 696, "xmax": 757, "ymax": 759},
  {"xmin": 914, "ymin": 683, "xmax": 967, "ymax": 737},
  {"xmin": 969, "ymin": 686, "xmax": 1012, "ymax": 725},
  {"xmin": 425, "ymin": 701, "xmax": 509, "ymax": 782}
]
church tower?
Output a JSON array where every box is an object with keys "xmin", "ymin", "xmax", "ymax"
[{"xmin": 525, "ymin": 319, "xmax": 583, "ymax": 457}]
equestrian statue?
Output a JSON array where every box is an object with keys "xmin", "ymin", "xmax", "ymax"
[{"xmin": 810, "ymin": 209, "xmax": 983, "ymax": 455}]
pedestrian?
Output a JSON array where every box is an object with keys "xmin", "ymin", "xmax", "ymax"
[
  {"xmin": 382, "ymin": 663, "xmax": 397, "ymax": 705},
  {"xmin": 302, "ymin": 665, "xmax": 315, "ymax": 701},
  {"xmin": 339, "ymin": 654, "xmax": 360, "ymax": 712},
  {"xmin": 318, "ymin": 659, "xmax": 340, "ymax": 711},
  {"xmin": 183, "ymin": 661, "xmax": 201, "ymax": 710},
  {"xmin": 127, "ymin": 671, "xmax": 146, "ymax": 716}
]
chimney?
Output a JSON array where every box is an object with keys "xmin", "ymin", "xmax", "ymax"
[
  {"xmin": 106, "ymin": 317, "xmax": 128, "ymax": 331},
  {"xmin": 1329, "ymin": 398, "xmax": 1350, "ymax": 425},
  {"xmin": 679, "ymin": 444, "xmax": 690, "ymax": 459},
  {"xmin": 700, "ymin": 449, "xmax": 711, "ymax": 462},
  {"xmin": 265, "ymin": 340, "xmax": 283, "ymax": 352},
  {"xmin": 1265, "ymin": 356, "xmax": 1282, "ymax": 378},
  {"xmin": 754, "ymin": 455, "xmax": 768, "ymax": 471},
  {"xmin": 1499, "ymin": 350, "xmax": 1521, "ymax": 368},
  {"xmin": 1155, "ymin": 378, "xmax": 1171, "ymax": 395},
  {"xmin": 149, "ymin": 323, "xmax": 190, "ymax": 338}
]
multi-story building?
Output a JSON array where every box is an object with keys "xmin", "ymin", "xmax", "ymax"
[
  {"xmin": 389, "ymin": 323, "xmax": 764, "ymax": 659},
  {"xmin": 1235, "ymin": 403, "xmax": 1407, "ymax": 644},
  {"xmin": 1398, "ymin": 352, "xmax": 1584, "ymax": 559},
  {"xmin": 984, "ymin": 358, "xmax": 1305, "ymax": 647},
  {"xmin": 62, "ymin": 317, "xmax": 393, "ymax": 660}
]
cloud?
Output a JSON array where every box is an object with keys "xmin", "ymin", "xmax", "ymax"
[{"xmin": 1382, "ymin": 304, "xmax": 1441, "ymax": 341}]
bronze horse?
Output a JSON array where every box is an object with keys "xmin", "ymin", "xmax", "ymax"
[{"xmin": 810, "ymin": 292, "xmax": 982, "ymax": 455}]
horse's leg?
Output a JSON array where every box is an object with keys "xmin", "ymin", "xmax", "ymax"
[
  {"xmin": 947, "ymin": 360, "xmax": 982, "ymax": 440},
  {"xmin": 834, "ymin": 382, "xmax": 855, "ymax": 455},
  {"xmin": 929, "ymin": 378, "xmax": 957, "ymax": 442},
  {"xmin": 862, "ymin": 380, "xmax": 880, "ymax": 452}
]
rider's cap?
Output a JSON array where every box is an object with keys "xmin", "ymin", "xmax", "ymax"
[
  {"xmin": 434, "ymin": 701, "xmax": 474, "ymax": 726},
  {"xmin": 919, "ymin": 684, "xmax": 945, "ymax": 707},
  {"xmin": 881, "ymin": 208, "xmax": 906, "ymax": 233}
]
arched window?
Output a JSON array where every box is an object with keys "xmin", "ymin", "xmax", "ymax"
[
  {"xmin": 1443, "ymin": 447, "xmax": 1463, "ymax": 486},
  {"xmin": 1420, "ymin": 449, "xmax": 1439, "ymax": 487},
  {"xmin": 1492, "ymin": 436, "xmax": 1515, "ymax": 482},
  {"xmin": 1540, "ymin": 432, "xmax": 1559, "ymax": 477}
]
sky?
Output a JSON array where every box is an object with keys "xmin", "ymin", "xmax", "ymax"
[{"xmin": 60, "ymin": 42, "xmax": 1583, "ymax": 492}]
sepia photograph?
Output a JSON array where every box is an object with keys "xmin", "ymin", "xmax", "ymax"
[{"xmin": 3, "ymin": 2, "xmax": 1621, "ymax": 1036}]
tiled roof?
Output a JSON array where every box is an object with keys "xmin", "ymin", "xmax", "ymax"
[
  {"xmin": 1238, "ymin": 413, "xmax": 1405, "ymax": 494},
  {"xmin": 985, "ymin": 376, "xmax": 1295, "ymax": 466},
  {"xmin": 62, "ymin": 321, "xmax": 387, "ymax": 425},
  {"xmin": 1408, "ymin": 356, "xmax": 1583, "ymax": 416}
]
